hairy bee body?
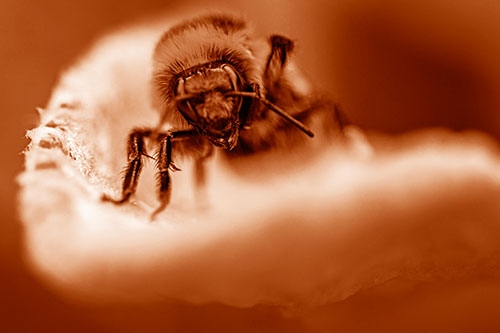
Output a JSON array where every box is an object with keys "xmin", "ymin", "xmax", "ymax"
[{"xmin": 102, "ymin": 13, "xmax": 344, "ymax": 217}]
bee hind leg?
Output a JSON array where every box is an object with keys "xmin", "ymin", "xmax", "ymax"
[{"xmin": 263, "ymin": 34, "xmax": 294, "ymax": 88}]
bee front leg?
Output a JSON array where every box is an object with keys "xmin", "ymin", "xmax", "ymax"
[
  {"xmin": 193, "ymin": 144, "xmax": 214, "ymax": 208},
  {"xmin": 151, "ymin": 134, "xmax": 175, "ymax": 219},
  {"xmin": 102, "ymin": 129, "xmax": 151, "ymax": 205},
  {"xmin": 194, "ymin": 144, "xmax": 214, "ymax": 188}
]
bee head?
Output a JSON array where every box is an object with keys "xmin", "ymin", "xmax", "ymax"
[{"xmin": 174, "ymin": 63, "xmax": 243, "ymax": 150}]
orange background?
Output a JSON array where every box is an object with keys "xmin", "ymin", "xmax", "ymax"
[{"xmin": 2, "ymin": 0, "xmax": 500, "ymax": 331}]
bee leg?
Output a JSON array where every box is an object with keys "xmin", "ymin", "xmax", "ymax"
[
  {"xmin": 151, "ymin": 134, "xmax": 174, "ymax": 219},
  {"xmin": 102, "ymin": 129, "xmax": 151, "ymax": 204},
  {"xmin": 150, "ymin": 129, "xmax": 200, "ymax": 219},
  {"xmin": 294, "ymin": 102, "xmax": 348, "ymax": 136},
  {"xmin": 194, "ymin": 144, "xmax": 214, "ymax": 188},
  {"xmin": 193, "ymin": 144, "xmax": 214, "ymax": 208},
  {"xmin": 263, "ymin": 34, "xmax": 294, "ymax": 87}
]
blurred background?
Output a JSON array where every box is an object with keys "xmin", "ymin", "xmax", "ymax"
[{"xmin": 2, "ymin": 0, "xmax": 500, "ymax": 331}]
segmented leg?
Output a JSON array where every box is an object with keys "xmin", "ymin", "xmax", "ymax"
[
  {"xmin": 103, "ymin": 127, "xmax": 201, "ymax": 218},
  {"xmin": 194, "ymin": 144, "xmax": 214, "ymax": 188},
  {"xmin": 102, "ymin": 129, "xmax": 151, "ymax": 204},
  {"xmin": 262, "ymin": 35, "xmax": 347, "ymax": 139},
  {"xmin": 264, "ymin": 35, "xmax": 294, "ymax": 85},
  {"xmin": 294, "ymin": 102, "xmax": 348, "ymax": 136},
  {"xmin": 151, "ymin": 129, "xmax": 199, "ymax": 219},
  {"xmin": 151, "ymin": 134, "xmax": 174, "ymax": 219}
]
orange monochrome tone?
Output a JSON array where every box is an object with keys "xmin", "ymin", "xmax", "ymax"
[{"xmin": 3, "ymin": 0, "xmax": 500, "ymax": 332}]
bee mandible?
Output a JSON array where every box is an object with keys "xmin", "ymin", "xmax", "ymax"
[{"xmin": 102, "ymin": 13, "xmax": 345, "ymax": 217}]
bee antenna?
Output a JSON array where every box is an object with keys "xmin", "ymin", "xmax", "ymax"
[{"xmin": 225, "ymin": 91, "xmax": 314, "ymax": 138}]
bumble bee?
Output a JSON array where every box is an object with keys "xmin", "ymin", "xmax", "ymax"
[{"xmin": 102, "ymin": 13, "xmax": 345, "ymax": 217}]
